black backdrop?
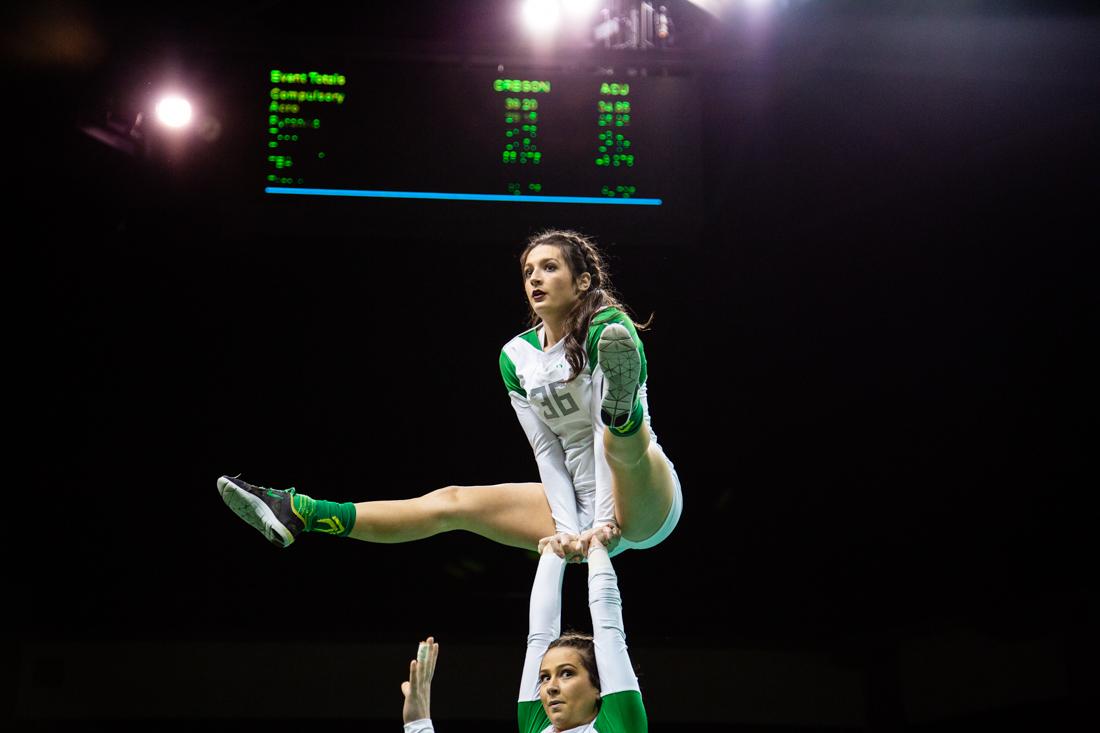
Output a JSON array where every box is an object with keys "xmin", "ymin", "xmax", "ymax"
[{"xmin": 11, "ymin": 2, "xmax": 1095, "ymax": 731}]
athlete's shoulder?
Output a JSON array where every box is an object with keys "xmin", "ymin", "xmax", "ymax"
[
  {"xmin": 501, "ymin": 327, "xmax": 543, "ymax": 396},
  {"xmin": 596, "ymin": 689, "xmax": 648, "ymax": 732},
  {"xmin": 503, "ymin": 325, "xmax": 542, "ymax": 353},
  {"xmin": 590, "ymin": 305, "xmax": 630, "ymax": 327},
  {"xmin": 515, "ymin": 699, "xmax": 551, "ymax": 733}
]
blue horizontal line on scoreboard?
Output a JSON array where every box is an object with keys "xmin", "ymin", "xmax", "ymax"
[{"xmin": 265, "ymin": 187, "xmax": 662, "ymax": 206}]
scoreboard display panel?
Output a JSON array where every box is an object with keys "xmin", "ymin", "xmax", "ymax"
[{"xmin": 253, "ymin": 57, "xmax": 703, "ymax": 242}]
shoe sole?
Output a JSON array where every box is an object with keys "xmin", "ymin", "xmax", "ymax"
[
  {"xmin": 217, "ymin": 476, "xmax": 294, "ymax": 548},
  {"xmin": 598, "ymin": 323, "xmax": 641, "ymax": 421}
]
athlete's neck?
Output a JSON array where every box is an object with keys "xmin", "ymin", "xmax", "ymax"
[{"xmin": 540, "ymin": 317, "xmax": 568, "ymax": 349}]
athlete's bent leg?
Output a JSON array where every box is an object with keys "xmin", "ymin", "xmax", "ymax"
[
  {"xmin": 596, "ymin": 322, "xmax": 679, "ymax": 545},
  {"xmin": 350, "ymin": 482, "xmax": 556, "ymax": 551},
  {"xmin": 602, "ymin": 425, "xmax": 678, "ymax": 543}
]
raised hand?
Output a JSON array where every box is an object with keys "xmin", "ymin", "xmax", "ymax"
[
  {"xmin": 538, "ymin": 532, "xmax": 585, "ymax": 563},
  {"xmin": 401, "ymin": 636, "xmax": 439, "ymax": 724}
]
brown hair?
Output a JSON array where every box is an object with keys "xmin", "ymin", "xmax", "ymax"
[
  {"xmin": 546, "ymin": 632, "xmax": 601, "ymax": 694},
  {"xmin": 520, "ymin": 229, "xmax": 650, "ymax": 381}
]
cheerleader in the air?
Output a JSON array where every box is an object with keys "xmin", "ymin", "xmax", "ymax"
[{"xmin": 219, "ymin": 229, "xmax": 682, "ymax": 560}]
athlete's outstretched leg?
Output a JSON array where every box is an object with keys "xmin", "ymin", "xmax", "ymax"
[
  {"xmin": 597, "ymin": 323, "xmax": 678, "ymax": 544},
  {"xmin": 217, "ymin": 476, "xmax": 555, "ymax": 551},
  {"xmin": 349, "ymin": 482, "xmax": 555, "ymax": 550}
]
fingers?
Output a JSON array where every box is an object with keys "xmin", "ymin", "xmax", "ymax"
[
  {"xmin": 541, "ymin": 528, "xmax": 618, "ymax": 561},
  {"xmin": 537, "ymin": 535, "xmax": 560, "ymax": 556},
  {"xmin": 558, "ymin": 532, "xmax": 584, "ymax": 563},
  {"xmin": 423, "ymin": 637, "xmax": 439, "ymax": 681},
  {"xmin": 601, "ymin": 521, "xmax": 621, "ymax": 548},
  {"xmin": 538, "ymin": 533, "xmax": 581, "ymax": 559},
  {"xmin": 583, "ymin": 522, "xmax": 620, "ymax": 555},
  {"xmin": 556, "ymin": 534, "xmax": 576, "ymax": 559},
  {"xmin": 410, "ymin": 637, "xmax": 439, "ymax": 683}
]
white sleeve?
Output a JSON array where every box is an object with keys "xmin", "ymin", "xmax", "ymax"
[
  {"xmin": 518, "ymin": 550, "xmax": 566, "ymax": 702},
  {"xmin": 403, "ymin": 720, "xmax": 434, "ymax": 733},
  {"xmin": 510, "ymin": 392, "xmax": 582, "ymax": 535},
  {"xmin": 587, "ymin": 546, "xmax": 640, "ymax": 695}
]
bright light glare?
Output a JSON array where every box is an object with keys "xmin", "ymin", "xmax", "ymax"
[
  {"xmin": 155, "ymin": 95, "xmax": 193, "ymax": 128},
  {"xmin": 562, "ymin": 0, "xmax": 597, "ymax": 18},
  {"xmin": 522, "ymin": 0, "xmax": 561, "ymax": 35}
]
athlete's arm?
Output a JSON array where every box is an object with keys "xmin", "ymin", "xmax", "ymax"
[
  {"xmin": 518, "ymin": 546, "xmax": 567, "ymax": 702},
  {"xmin": 509, "ymin": 392, "xmax": 583, "ymax": 536},
  {"xmin": 586, "ymin": 530, "xmax": 640, "ymax": 696}
]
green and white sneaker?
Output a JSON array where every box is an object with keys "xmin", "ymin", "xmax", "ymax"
[
  {"xmin": 217, "ymin": 475, "xmax": 304, "ymax": 548},
  {"xmin": 597, "ymin": 322, "xmax": 642, "ymax": 431}
]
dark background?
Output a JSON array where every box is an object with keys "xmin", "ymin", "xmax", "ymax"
[{"xmin": 9, "ymin": 1, "xmax": 1095, "ymax": 731}]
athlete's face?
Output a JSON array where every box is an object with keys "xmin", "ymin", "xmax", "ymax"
[
  {"xmin": 523, "ymin": 244, "xmax": 591, "ymax": 321},
  {"xmin": 539, "ymin": 647, "xmax": 600, "ymax": 730}
]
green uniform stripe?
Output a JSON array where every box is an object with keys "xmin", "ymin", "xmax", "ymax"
[
  {"xmin": 517, "ymin": 699, "xmax": 549, "ymax": 733},
  {"xmin": 500, "ymin": 349, "xmax": 526, "ymax": 396},
  {"xmin": 597, "ymin": 689, "xmax": 648, "ymax": 732},
  {"xmin": 520, "ymin": 328, "xmax": 542, "ymax": 350}
]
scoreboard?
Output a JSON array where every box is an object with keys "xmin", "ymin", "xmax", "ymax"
[{"xmin": 254, "ymin": 58, "xmax": 702, "ymax": 241}]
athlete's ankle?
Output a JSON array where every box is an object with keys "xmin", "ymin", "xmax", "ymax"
[
  {"xmin": 603, "ymin": 399, "xmax": 643, "ymax": 437},
  {"xmin": 293, "ymin": 493, "xmax": 356, "ymax": 537}
]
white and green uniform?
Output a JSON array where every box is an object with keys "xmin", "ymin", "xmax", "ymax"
[
  {"xmin": 401, "ymin": 549, "xmax": 645, "ymax": 733},
  {"xmin": 499, "ymin": 307, "xmax": 677, "ymax": 553},
  {"xmin": 516, "ymin": 548, "xmax": 647, "ymax": 733}
]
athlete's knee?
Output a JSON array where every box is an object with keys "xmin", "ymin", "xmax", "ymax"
[
  {"xmin": 425, "ymin": 485, "xmax": 467, "ymax": 530},
  {"xmin": 604, "ymin": 434, "xmax": 654, "ymax": 467}
]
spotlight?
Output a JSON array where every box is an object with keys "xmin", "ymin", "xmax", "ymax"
[
  {"xmin": 522, "ymin": 0, "xmax": 562, "ymax": 35},
  {"xmin": 154, "ymin": 94, "xmax": 193, "ymax": 129},
  {"xmin": 562, "ymin": 0, "xmax": 597, "ymax": 19}
]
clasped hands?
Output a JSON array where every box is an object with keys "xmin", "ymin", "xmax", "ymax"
[{"xmin": 538, "ymin": 521, "xmax": 621, "ymax": 562}]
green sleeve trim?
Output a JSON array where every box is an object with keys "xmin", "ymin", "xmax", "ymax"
[
  {"xmin": 520, "ymin": 328, "xmax": 542, "ymax": 351},
  {"xmin": 586, "ymin": 307, "xmax": 648, "ymax": 384},
  {"xmin": 516, "ymin": 700, "xmax": 550, "ymax": 733},
  {"xmin": 500, "ymin": 349, "xmax": 526, "ymax": 396},
  {"xmin": 596, "ymin": 689, "xmax": 648, "ymax": 732}
]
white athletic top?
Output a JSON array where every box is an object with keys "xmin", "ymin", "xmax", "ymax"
[{"xmin": 499, "ymin": 307, "xmax": 659, "ymax": 549}]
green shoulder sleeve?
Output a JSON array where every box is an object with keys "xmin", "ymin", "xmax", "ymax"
[
  {"xmin": 500, "ymin": 349, "xmax": 526, "ymax": 396},
  {"xmin": 586, "ymin": 307, "xmax": 648, "ymax": 384},
  {"xmin": 595, "ymin": 689, "xmax": 648, "ymax": 733},
  {"xmin": 516, "ymin": 699, "xmax": 550, "ymax": 733}
]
